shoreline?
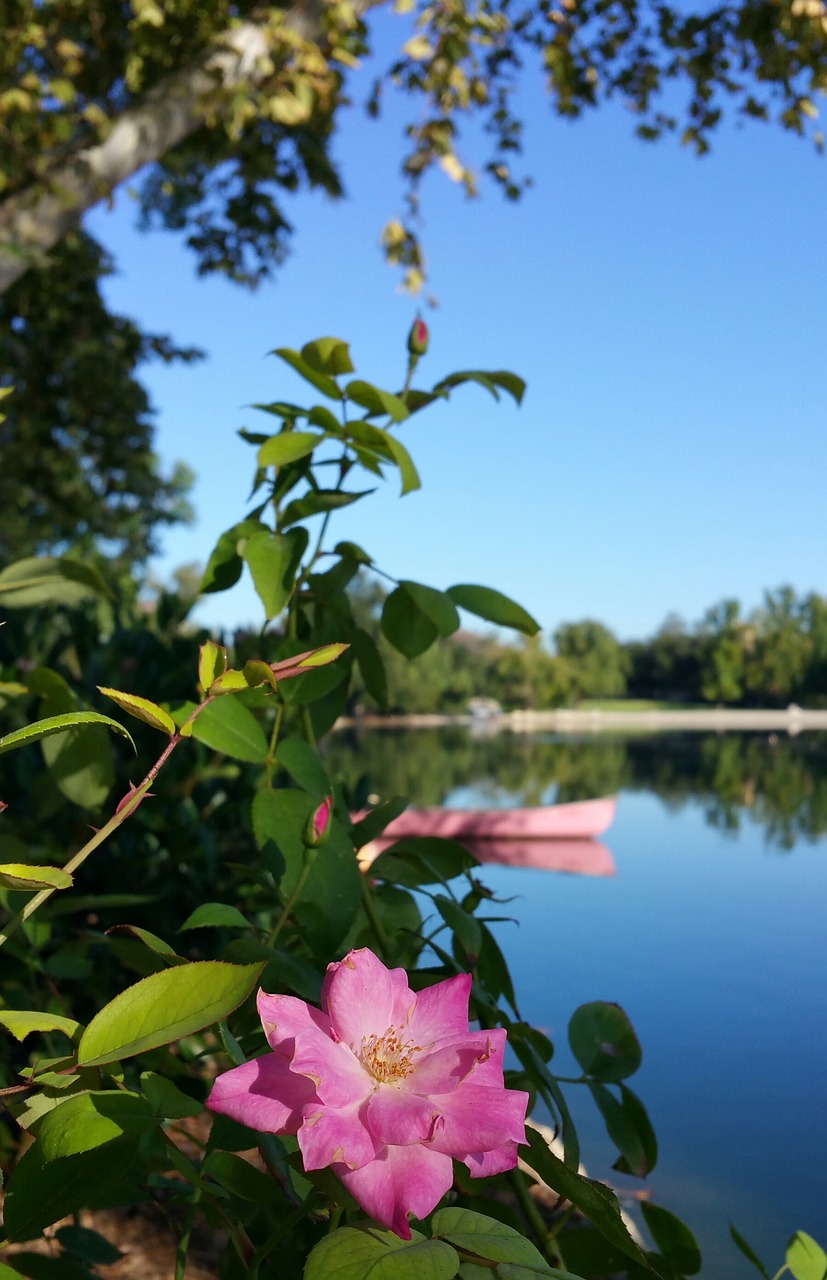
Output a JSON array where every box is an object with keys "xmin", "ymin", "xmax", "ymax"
[{"xmin": 335, "ymin": 706, "xmax": 827, "ymax": 735}]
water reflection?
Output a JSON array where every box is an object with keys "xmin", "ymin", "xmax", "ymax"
[{"xmin": 325, "ymin": 728, "xmax": 827, "ymax": 849}]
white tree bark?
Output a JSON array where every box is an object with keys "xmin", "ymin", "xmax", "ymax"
[{"xmin": 0, "ymin": 10, "xmax": 321, "ymax": 294}]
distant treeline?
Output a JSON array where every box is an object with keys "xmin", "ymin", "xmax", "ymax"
[{"xmin": 350, "ymin": 582, "xmax": 827, "ymax": 713}]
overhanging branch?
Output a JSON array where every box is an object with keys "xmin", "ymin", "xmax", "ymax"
[{"xmin": 0, "ymin": 7, "xmax": 325, "ymax": 295}]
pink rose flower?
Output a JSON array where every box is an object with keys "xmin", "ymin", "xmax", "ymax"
[{"xmin": 207, "ymin": 947, "xmax": 528, "ymax": 1238}]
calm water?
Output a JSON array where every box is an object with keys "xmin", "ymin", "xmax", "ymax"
[{"xmin": 326, "ymin": 729, "xmax": 827, "ymax": 1278}]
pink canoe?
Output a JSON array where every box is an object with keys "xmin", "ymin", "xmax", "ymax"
[{"xmin": 357, "ymin": 796, "xmax": 617, "ymax": 843}]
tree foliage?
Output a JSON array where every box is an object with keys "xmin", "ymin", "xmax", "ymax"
[
  {"xmin": 0, "ymin": 231, "xmax": 197, "ymax": 565},
  {"xmin": 2, "ymin": 0, "xmax": 827, "ymax": 293}
]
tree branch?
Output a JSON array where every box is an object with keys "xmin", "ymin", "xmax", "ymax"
[{"xmin": 0, "ymin": 4, "xmax": 325, "ymax": 295}]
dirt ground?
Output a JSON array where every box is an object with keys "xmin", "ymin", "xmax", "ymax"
[{"xmin": 2, "ymin": 1203, "xmax": 225, "ymax": 1279}]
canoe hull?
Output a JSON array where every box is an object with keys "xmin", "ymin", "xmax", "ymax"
[{"xmin": 361, "ymin": 796, "xmax": 617, "ymax": 842}]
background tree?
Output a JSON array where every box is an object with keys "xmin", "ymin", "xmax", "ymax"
[
  {"xmin": 0, "ymin": 231, "xmax": 197, "ymax": 566},
  {"xmin": 554, "ymin": 619, "xmax": 630, "ymax": 701},
  {"xmin": 698, "ymin": 598, "xmax": 749, "ymax": 704},
  {"xmin": 746, "ymin": 585, "xmax": 812, "ymax": 705}
]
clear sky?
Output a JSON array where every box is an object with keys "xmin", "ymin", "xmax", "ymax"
[{"xmin": 85, "ymin": 24, "xmax": 827, "ymax": 643}]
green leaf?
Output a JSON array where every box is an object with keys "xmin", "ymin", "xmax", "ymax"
[
  {"xmin": 201, "ymin": 518, "xmax": 266, "ymax": 593},
  {"xmin": 729, "ymin": 1225, "xmax": 770, "ymax": 1278},
  {"xmin": 76, "ymin": 960, "xmax": 264, "ymax": 1067},
  {"xmin": 446, "ymin": 585, "xmax": 539, "ymax": 636},
  {"xmin": 301, "ymin": 337, "xmax": 355, "ymax": 376},
  {"xmin": 727, "ymin": 1223, "xmax": 773, "ymax": 1274},
  {"xmin": 281, "ymin": 489, "xmax": 373, "ymax": 527},
  {"xmin": 371, "ymin": 836, "xmax": 476, "ymax": 886},
  {"xmin": 334, "ymin": 540, "xmax": 373, "ymax": 564},
  {"xmin": 521, "ymin": 1129, "xmax": 650, "ymax": 1270},
  {"xmin": 242, "ymin": 529, "xmax": 305, "ymax": 619},
  {"xmin": 401, "ymin": 581, "xmax": 460, "ymax": 636},
  {"xmin": 275, "ymin": 736, "xmax": 331, "ymax": 798},
  {"xmin": 350, "ymin": 797, "xmax": 408, "ymax": 847},
  {"xmin": 435, "ymin": 369, "xmax": 526, "ymax": 404},
  {"xmin": 106, "ymin": 924, "xmax": 183, "ymax": 964},
  {"xmin": 434, "ymin": 895, "xmax": 482, "ymax": 963},
  {"xmin": 272, "ymin": 347, "xmax": 341, "ymax": 399},
  {"xmin": 588, "ymin": 1083, "xmax": 656, "ymax": 1178},
  {"xmin": 36, "ymin": 1091, "xmax": 156, "ymax": 1163},
  {"xmin": 496, "ymin": 1267, "xmax": 581, "ymax": 1280},
  {"xmin": 787, "ymin": 1232, "xmax": 827, "ymax": 1280},
  {"xmin": 305, "ymin": 1224, "xmax": 458, "ymax": 1280},
  {"xmin": 611, "ymin": 1084, "xmax": 658, "ymax": 1177},
  {"xmin": 568, "ymin": 1002, "xmax": 642, "ymax": 1082},
  {"xmin": 42, "ymin": 720, "xmax": 115, "ymax": 810},
  {"xmin": 381, "ymin": 586, "xmax": 439, "ymax": 659},
  {"xmin": 191, "ymin": 697, "xmax": 268, "ymax": 763},
  {"xmin": 97, "ymin": 687, "xmax": 175, "ymax": 736},
  {"xmin": 198, "ymin": 640, "xmax": 227, "ymax": 690},
  {"xmin": 140, "ymin": 1072, "xmax": 203, "ymax": 1119},
  {"xmin": 384, "ymin": 432, "xmax": 421, "ymax": 494},
  {"xmin": 432, "ymin": 1207, "xmax": 546, "ymax": 1267},
  {"xmin": 251, "ymin": 789, "xmax": 361, "ymax": 954},
  {"xmin": 179, "ymin": 902, "xmax": 252, "ymax": 930},
  {"xmin": 310, "ymin": 404, "xmax": 343, "ymax": 432},
  {"xmin": 345, "ymin": 380, "xmax": 410, "ymax": 422},
  {"xmin": 0, "ymin": 1010, "xmax": 80, "ymax": 1042},
  {"xmin": 475, "ymin": 921, "xmax": 518, "ymax": 1014},
  {"xmin": 0, "ymin": 863, "xmax": 73, "ymax": 891},
  {"xmin": 0, "ymin": 556, "xmax": 111, "ymax": 607},
  {"xmin": 640, "ymin": 1203, "xmax": 702, "ymax": 1276},
  {"xmin": 0, "ymin": 712, "xmax": 134, "ymax": 757},
  {"xmin": 203, "ymin": 1150, "xmax": 281, "ymax": 1203},
  {"xmin": 352, "ymin": 628, "xmax": 388, "ymax": 710},
  {"xmin": 4, "ymin": 1144, "xmax": 140, "ymax": 1242},
  {"xmin": 249, "ymin": 400, "xmax": 308, "ymax": 421},
  {"xmin": 257, "ymin": 430, "xmax": 324, "ymax": 469}
]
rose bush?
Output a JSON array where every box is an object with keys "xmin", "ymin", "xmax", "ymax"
[{"xmin": 208, "ymin": 947, "xmax": 529, "ymax": 1237}]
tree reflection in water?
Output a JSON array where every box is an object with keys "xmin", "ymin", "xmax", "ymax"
[{"xmin": 324, "ymin": 729, "xmax": 827, "ymax": 850}]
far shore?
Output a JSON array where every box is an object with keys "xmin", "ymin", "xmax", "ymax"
[{"xmin": 335, "ymin": 705, "xmax": 827, "ymax": 735}]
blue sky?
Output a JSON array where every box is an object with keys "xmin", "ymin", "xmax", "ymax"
[{"xmin": 86, "ymin": 26, "xmax": 827, "ymax": 643}]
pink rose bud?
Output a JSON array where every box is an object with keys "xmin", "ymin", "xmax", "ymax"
[
  {"xmin": 303, "ymin": 795, "xmax": 334, "ymax": 847},
  {"xmin": 407, "ymin": 317, "xmax": 429, "ymax": 357}
]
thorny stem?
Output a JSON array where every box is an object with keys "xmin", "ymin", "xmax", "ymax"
[
  {"xmin": 265, "ymin": 701, "xmax": 284, "ymax": 787},
  {"xmin": 174, "ymin": 1186, "xmax": 201, "ymax": 1280},
  {"xmin": 267, "ymin": 858, "xmax": 314, "ymax": 948},
  {"xmin": 0, "ymin": 698, "xmax": 212, "ymax": 949},
  {"xmin": 508, "ymin": 1166, "xmax": 559, "ymax": 1264}
]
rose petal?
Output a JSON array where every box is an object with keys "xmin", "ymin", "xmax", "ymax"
[
  {"xmin": 427, "ymin": 1083, "xmax": 528, "ymax": 1158},
  {"xmin": 334, "ymin": 1144, "xmax": 454, "ymax": 1239},
  {"xmin": 257, "ymin": 990, "xmax": 331, "ymax": 1051},
  {"xmin": 464, "ymin": 1140, "xmax": 521, "ymax": 1178},
  {"xmin": 289, "ymin": 1027, "xmax": 373, "ymax": 1108},
  {"xmin": 407, "ymin": 973, "xmax": 472, "ymax": 1044},
  {"xmin": 207, "ymin": 1053, "xmax": 316, "ymax": 1134},
  {"xmin": 410, "ymin": 1030, "xmax": 505, "ymax": 1093},
  {"xmin": 323, "ymin": 948, "xmax": 408, "ymax": 1048},
  {"xmin": 298, "ymin": 1100, "xmax": 378, "ymax": 1171},
  {"xmin": 366, "ymin": 1087, "xmax": 438, "ymax": 1146}
]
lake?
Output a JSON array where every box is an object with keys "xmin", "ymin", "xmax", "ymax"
[{"xmin": 325, "ymin": 727, "xmax": 827, "ymax": 1278}]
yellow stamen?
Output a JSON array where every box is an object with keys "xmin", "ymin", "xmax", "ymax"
[{"xmin": 360, "ymin": 1025, "xmax": 423, "ymax": 1083}]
